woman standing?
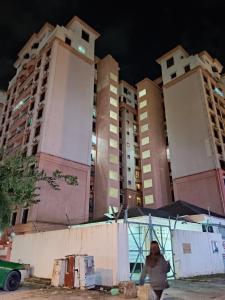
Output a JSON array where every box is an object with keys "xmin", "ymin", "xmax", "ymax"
[{"xmin": 139, "ymin": 241, "xmax": 170, "ymax": 299}]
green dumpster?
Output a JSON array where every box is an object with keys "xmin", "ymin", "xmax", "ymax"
[{"xmin": 0, "ymin": 260, "xmax": 25, "ymax": 291}]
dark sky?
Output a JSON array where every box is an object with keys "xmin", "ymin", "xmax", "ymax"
[{"xmin": 1, "ymin": 0, "xmax": 225, "ymax": 90}]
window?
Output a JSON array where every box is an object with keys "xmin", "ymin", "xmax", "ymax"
[
  {"xmin": 144, "ymin": 194, "xmax": 154, "ymax": 204},
  {"xmin": 128, "ymin": 180, "xmax": 132, "ymax": 185},
  {"xmin": 134, "ymin": 136, "xmax": 138, "ymax": 143},
  {"xmin": 109, "ymin": 170, "xmax": 118, "ymax": 180},
  {"xmin": 3, "ymin": 137, "xmax": 6, "ymax": 146},
  {"xmin": 128, "ymin": 167, "xmax": 131, "ymax": 172},
  {"xmin": 141, "ymin": 124, "xmax": 149, "ymax": 133},
  {"xmin": 110, "ymin": 138, "xmax": 118, "ymax": 149},
  {"xmin": 35, "ymin": 73, "xmax": 39, "ymax": 81},
  {"xmin": 139, "ymin": 89, "xmax": 146, "ymax": 98},
  {"xmin": 35, "ymin": 125, "xmax": 41, "ymax": 137},
  {"xmin": 42, "ymin": 77, "xmax": 47, "ymax": 86},
  {"xmin": 143, "ymin": 164, "xmax": 152, "ymax": 173},
  {"xmin": 110, "ymin": 73, "xmax": 118, "ymax": 82},
  {"xmin": 139, "ymin": 100, "xmax": 147, "ymax": 109},
  {"xmin": 127, "ymin": 155, "xmax": 130, "ymax": 159},
  {"xmin": 140, "ymin": 112, "xmax": 148, "ymax": 121},
  {"xmin": 25, "ymin": 133, "xmax": 30, "ymax": 144},
  {"xmin": 110, "ymin": 85, "xmax": 118, "ymax": 95},
  {"xmin": 135, "ymin": 170, "xmax": 140, "ymax": 179},
  {"xmin": 78, "ymin": 45, "xmax": 86, "ymax": 54},
  {"xmin": 124, "ymin": 87, "xmax": 128, "ymax": 94},
  {"xmin": 136, "ymin": 183, "xmax": 141, "ymax": 191},
  {"xmin": 40, "ymin": 92, "xmax": 45, "ymax": 102},
  {"xmin": 82, "ymin": 30, "xmax": 89, "ymax": 42},
  {"xmin": 166, "ymin": 57, "xmax": 174, "ymax": 68},
  {"xmin": 46, "ymin": 49, "xmax": 51, "ymax": 57},
  {"xmin": 141, "ymin": 137, "xmax": 149, "ymax": 146},
  {"xmin": 170, "ymin": 72, "xmax": 176, "ymax": 79},
  {"xmin": 136, "ymin": 197, "xmax": 142, "ymax": 206},
  {"xmin": 135, "ymin": 158, "xmax": 139, "ymax": 166},
  {"xmin": 127, "ymin": 131, "xmax": 130, "ymax": 135},
  {"xmin": 22, "ymin": 208, "xmax": 29, "ymax": 224},
  {"xmin": 110, "ymin": 124, "xmax": 118, "ymax": 134},
  {"xmin": 65, "ymin": 37, "xmax": 71, "ymax": 45},
  {"xmin": 184, "ymin": 64, "xmax": 190, "ymax": 73},
  {"xmin": 30, "ymin": 102, "xmax": 35, "ymax": 111},
  {"xmin": 217, "ymin": 145, "xmax": 222, "ymax": 155},
  {"xmin": 211, "ymin": 114, "xmax": 216, "ymax": 124},
  {"xmin": 32, "ymin": 144, "xmax": 38, "ymax": 155},
  {"xmin": 8, "ymin": 110, "xmax": 12, "ymax": 118},
  {"xmin": 142, "ymin": 150, "xmax": 151, "ymax": 159},
  {"xmin": 33, "ymin": 87, "xmax": 37, "ymax": 95},
  {"xmin": 144, "ymin": 179, "xmax": 153, "ymax": 188},
  {"xmin": 133, "ymin": 115, "xmax": 137, "ymax": 121},
  {"xmin": 108, "ymin": 187, "xmax": 118, "ymax": 198},
  {"xmin": 5, "ymin": 123, "xmax": 9, "ymax": 132},
  {"xmin": 32, "ymin": 42, "xmax": 39, "ymax": 49},
  {"xmin": 110, "ymin": 110, "xmax": 117, "ymax": 120},
  {"xmin": 11, "ymin": 212, "xmax": 17, "ymax": 226},
  {"xmin": 109, "ymin": 154, "xmax": 118, "ymax": 164},
  {"xmin": 110, "ymin": 97, "xmax": 118, "ymax": 107},
  {"xmin": 37, "ymin": 60, "xmax": 41, "ymax": 68},
  {"xmin": 44, "ymin": 63, "xmax": 49, "ymax": 71}
]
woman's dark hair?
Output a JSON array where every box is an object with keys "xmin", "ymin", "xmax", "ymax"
[{"xmin": 146, "ymin": 240, "xmax": 161, "ymax": 267}]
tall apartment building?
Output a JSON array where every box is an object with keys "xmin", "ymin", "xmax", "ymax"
[
  {"xmin": 157, "ymin": 45, "xmax": 225, "ymax": 215},
  {"xmin": 0, "ymin": 16, "xmax": 100, "ymax": 233}
]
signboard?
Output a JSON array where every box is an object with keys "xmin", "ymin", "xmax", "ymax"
[{"xmin": 183, "ymin": 243, "xmax": 191, "ymax": 254}]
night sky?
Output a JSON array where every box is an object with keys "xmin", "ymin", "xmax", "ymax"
[{"xmin": 1, "ymin": 0, "xmax": 225, "ymax": 90}]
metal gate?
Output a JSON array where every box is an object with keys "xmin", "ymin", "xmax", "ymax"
[{"xmin": 124, "ymin": 213, "xmax": 176, "ymax": 281}]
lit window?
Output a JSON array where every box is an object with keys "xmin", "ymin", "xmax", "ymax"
[
  {"xmin": 141, "ymin": 137, "xmax": 150, "ymax": 146},
  {"xmin": 109, "ymin": 154, "xmax": 118, "ymax": 164},
  {"xmin": 141, "ymin": 124, "xmax": 149, "ymax": 133},
  {"xmin": 110, "ymin": 138, "xmax": 118, "ymax": 149},
  {"xmin": 109, "ymin": 187, "xmax": 118, "ymax": 198},
  {"xmin": 166, "ymin": 148, "xmax": 170, "ymax": 160},
  {"xmin": 144, "ymin": 179, "xmax": 152, "ymax": 188},
  {"xmin": 110, "ymin": 97, "xmax": 118, "ymax": 107},
  {"xmin": 109, "ymin": 170, "xmax": 118, "ymax": 180},
  {"xmin": 139, "ymin": 89, "xmax": 146, "ymax": 98},
  {"xmin": 144, "ymin": 194, "xmax": 154, "ymax": 204},
  {"xmin": 142, "ymin": 150, "xmax": 151, "ymax": 159},
  {"xmin": 78, "ymin": 45, "xmax": 86, "ymax": 54},
  {"xmin": 110, "ymin": 85, "xmax": 118, "ymax": 95},
  {"xmin": 140, "ymin": 112, "xmax": 148, "ymax": 121},
  {"xmin": 110, "ymin": 73, "xmax": 118, "ymax": 82},
  {"xmin": 139, "ymin": 100, "xmax": 147, "ymax": 109},
  {"xmin": 136, "ymin": 197, "xmax": 142, "ymax": 206},
  {"xmin": 92, "ymin": 134, "xmax": 96, "ymax": 144},
  {"xmin": 110, "ymin": 124, "xmax": 118, "ymax": 134},
  {"xmin": 143, "ymin": 164, "xmax": 151, "ymax": 173},
  {"xmin": 110, "ymin": 110, "xmax": 118, "ymax": 120}
]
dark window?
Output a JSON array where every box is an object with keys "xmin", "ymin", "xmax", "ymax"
[
  {"xmin": 124, "ymin": 87, "xmax": 128, "ymax": 94},
  {"xmin": 35, "ymin": 73, "xmax": 39, "ymax": 81},
  {"xmin": 95, "ymin": 63, "xmax": 97, "ymax": 70},
  {"xmin": 184, "ymin": 64, "xmax": 190, "ymax": 73},
  {"xmin": 128, "ymin": 180, "xmax": 132, "ymax": 185},
  {"xmin": 35, "ymin": 125, "xmax": 41, "ymax": 137},
  {"xmin": 46, "ymin": 49, "xmax": 51, "ymax": 57},
  {"xmin": 206, "ymin": 89, "xmax": 210, "ymax": 96},
  {"xmin": 30, "ymin": 102, "xmax": 35, "ymax": 111},
  {"xmin": 127, "ymin": 131, "xmax": 130, "ymax": 135},
  {"xmin": 5, "ymin": 123, "xmax": 9, "ymax": 132},
  {"xmin": 37, "ymin": 60, "xmax": 41, "ymax": 68},
  {"xmin": 22, "ymin": 209, "xmax": 29, "ymax": 224},
  {"xmin": 81, "ymin": 30, "xmax": 89, "ymax": 42},
  {"xmin": 44, "ymin": 63, "xmax": 49, "ymax": 71},
  {"xmin": 211, "ymin": 114, "xmax": 216, "ymax": 124},
  {"xmin": 40, "ymin": 92, "xmax": 45, "ymax": 102},
  {"xmin": 123, "ymin": 97, "xmax": 127, "ymax": 103},
  {"xmin": 170, "ymin": 72, "xmax": 176, "ymax": 79},
  {"xmin": 133, "ymin": 115, "xmax": 137, "ymax": 121},
  {"xmin": 212, "ymin": 66, "xmax": 218, "ymax": 73},
  {"xmin": 92, "ymin": 122, "xmax": 96, "ymax": 133},
  {"xmin": 32, "ymin": 87, "xmax": 37, "ymax": 95},
  {"xmin": 32, "ymin": 42, "xmax": 39, "ymax": 49},
  {"xmin": 3, "ymin": 137, "xmax": 6, "ymax": 146},
  {"xmin": 65, "ymin": 37, "xmax": 71, "ymax": 45},
  {"xmin": 135, "ymin": 103, "xmax": 138, "ymax": 110},
  {"xmin": 94, "ymin": 84, "xmax": 97, "ymax": 93},
  {"xmin": 42, "ymin": 77, "xmax": 47, "ymax": 86},
  {"xmin": 11, "ymin": 98, "xmax": 15, "ymax": 105},
  {"xmin": 8, "ymin": 110, "xmax": 12, "ymax": 118},
  {"xmin": 119, "ymin": 132, "xmax": 122, "ymax": 139},
  {"xmin": 37, "ymin": 107, "xmax": 43, "ymax": 119},
  {"xmin": 1, "ymin": 117, "xmax": 5, "ymax": 125},
  {"xmin": 25, "ymin": 133, "xmax": 30, "ymax": 144},
  {"xmin": 127, "ymin": 155, "xmax": 130, "ymax": 159},
  {"xmin": 128, "ymin": 167, "xmax": 131, "ymax": 172},
  {"xmin": 11, "ymin": 212, "xmax": 17, "ymax": 226},
  {"xmin": 32, "ymin": 144, "xmax": 38, "ymax": 155},
  {"xmin": 166, "ymin": 57, "xmax": 174, "ymax": 68},
  {"xmin": 217, "ymin": 145, "xmax": 222, "ymax": 154},
  {"xmin": 134, "ymin": 94, "xmax": 137, "ymax": 100},
  {"xmin": 220, "ymin": 122, "xmax": 223, "ymax": 129},
  {"xmin": 208, "ymin": 102, "xmax": 213, "ymax": 110},
  {"xmin": 0, "ymin": 130, "xmax": 2, "ymax": 137},
  {"xmin": 134, "ymin": 135, "xmax": 138, "ymax": 143},
  {"xmin": 4, "ymin": 105, "xmax": 8, "ymax": 112},
  {"xmin": 214, "ymin": 130, "xmax": 219, "ymax": 139},
  {"xmin": 24, "ymin": 53, "xmax": 30, "ymax": 59},
  {"xmin": 135, "ymin": 158, "xmax": 139, "ymax": 166}
]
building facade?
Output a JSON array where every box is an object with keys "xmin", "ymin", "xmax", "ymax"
[{"xmin": 157, "ymin": 45, "xmax": 225, "ymax": 215}]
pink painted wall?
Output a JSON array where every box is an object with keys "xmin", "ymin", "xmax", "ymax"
[
  {"xmin": 173, "ymin": 169, "xmax": 225, "ymax": 215},
  {"xmin": 29, "ymin": 152, "xmax": 90, "ymax": 225},
  {"xmin": 40, "ymin": 40, "xmax": 94, "ymax": 166}
]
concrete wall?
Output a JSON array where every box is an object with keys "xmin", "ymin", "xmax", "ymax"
[
  {"xmin": 11, "ymin": 223, "xmax": 129, "ymax": 286},
  {"xmin": 172, "ymin": 230, "xmax": 225, "ymax": 278},
  {"xmin": 163, "ymin": 68, "xmax": 218, "ymax": 179},
  {"xmin": 40, "ymin": 40, "xmax": 94, "ymax": 166}
]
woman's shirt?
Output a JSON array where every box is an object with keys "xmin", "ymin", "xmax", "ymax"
[{"xmin": 139, "ymin": 255, "xmax": 170, "ymax": 290}]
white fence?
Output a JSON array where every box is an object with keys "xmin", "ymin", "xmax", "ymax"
[
  {"xmin": 172, "ymin": 230, "xmax": 225, "ymax": 278},
  {"xmin": 11, "ymin": 223, "xmax": 130, "ymax": 286}
]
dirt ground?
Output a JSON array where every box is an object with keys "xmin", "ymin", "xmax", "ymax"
[{"xmin": 1, "ymin": 276, "xmax": 225, "ymax": 300}]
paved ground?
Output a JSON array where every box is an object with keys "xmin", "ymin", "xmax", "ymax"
[{"xmin": 0, "ymin": 276, "xmax": 225, "ymax": 300}]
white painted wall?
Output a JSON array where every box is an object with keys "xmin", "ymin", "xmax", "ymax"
[
  {"xmin": 172, "ymin": 230, "xmax": 225, "ymax": 278},
  {"xmin": 11, "ymin": 223, "xmax": 129, "ymax": 286}
]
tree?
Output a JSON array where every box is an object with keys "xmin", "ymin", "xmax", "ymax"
[{"xmin": 0, "ymin": 153, "xmax": 78, "ymax": 230}]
